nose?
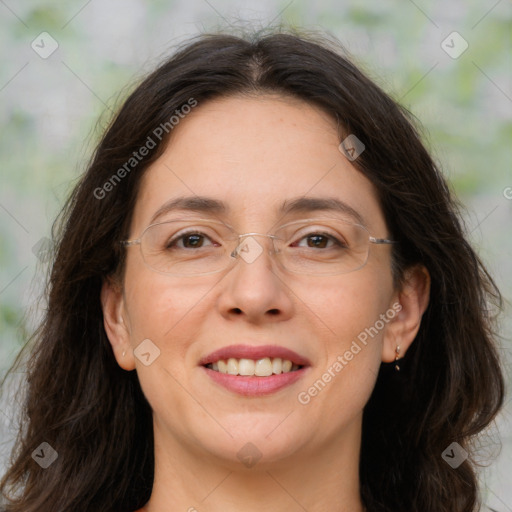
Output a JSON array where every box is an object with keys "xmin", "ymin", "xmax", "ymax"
[
  {"xmin": 230, "ymin": 232, "xmax": 280, "ymax": 260},
  {"xmin": 217, "ymin": 234, "xmax": 295, "ymax": 323}
]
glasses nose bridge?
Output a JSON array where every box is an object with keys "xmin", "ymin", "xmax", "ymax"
[{"xmin": 230, "ymin": 231, "xmax": 281, "ymax": 259}]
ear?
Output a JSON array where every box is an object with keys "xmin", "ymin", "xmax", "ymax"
[
  {"xmin": 382, "ymin": 265, "xmax": 431, "ymax": 362},
  {"xmin": 100, "ymin": 276, "xmax": 136, "ymax": 371}
]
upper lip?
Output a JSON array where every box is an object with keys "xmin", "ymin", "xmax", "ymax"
[{"xmin": 199, "ymin": 344, "xmax": 311, "ymax": 367}]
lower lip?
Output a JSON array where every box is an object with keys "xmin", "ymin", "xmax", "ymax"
[{"xmin": 202, "ymin": 366, "xmax": 308, "ymax": 396}]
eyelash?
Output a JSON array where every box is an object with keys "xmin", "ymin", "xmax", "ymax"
[
  {"xmin": 167, "ymin": 229, "xmax": 218, "ymax": 249},
  {"xmin": 292, "ymin": 232, "xmax": 344, "ymax": 249},
  {"xmin": 167, "ymin": 229, "xmax": 344, "ymax": 250}
]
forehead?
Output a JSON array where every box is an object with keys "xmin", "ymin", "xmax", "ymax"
[{"xmin": 131, "ymin": 95, "xmax": 386, "ymax": 234}]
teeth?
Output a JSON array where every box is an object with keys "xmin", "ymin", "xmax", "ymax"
[
  {"xmin": 255, "ymin": 357, "xmax": 273, "ymax": 376},
  {"xmin": 239, "ymin": 358, "xmax": 255, "ymax": 376},
  {"xmin": 207, "ymin": 357, "xmax": 300, "ymax": 376},
  {"xmin": 272, "ymin": 357, "xmax": 282, "ymax": 374},
  {"xmin": 227, "ymin": 358, "xmax": 238, "ymax": 375}
]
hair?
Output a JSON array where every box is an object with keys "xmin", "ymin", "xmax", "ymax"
[{"xmin": 0, "ymin": 28, "xmax": 504, "ymax": 512}]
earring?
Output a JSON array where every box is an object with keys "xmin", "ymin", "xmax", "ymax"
[
  {"xmin": 394, "ymin": 345, "xmax": 401, "ymax": 371},
  {"xmin": 122, "ymin": 350, "xmax": 126, "ymax": 357}
]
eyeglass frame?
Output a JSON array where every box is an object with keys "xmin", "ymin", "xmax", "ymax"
[{"xmin": 120, "ymin": 217, "xmax": 398, "ymax": 277}]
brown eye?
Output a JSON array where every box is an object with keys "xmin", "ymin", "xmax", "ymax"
[
  {"xmin": 167, "ymin": 231, "xmax": 216, "ymax": 250},
  {"xmin": 293, "ymin": 232, "xmax": 344, "ymax": 249},
  {"xmin": 305, "ymin": 234, "xmax": 330, "ymax": 248},
  {"xmin": 180, "ymin": 234, "xmax": 206, "ymax": 248}
]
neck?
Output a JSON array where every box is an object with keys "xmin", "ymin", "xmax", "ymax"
[{"xmin": 139, "ymin": 415, "xmax": 365, "ymax": 512}]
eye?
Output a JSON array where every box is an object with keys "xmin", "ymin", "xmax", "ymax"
[
  {"xmin": 167, "ymin": 230, "xmax": 218, "ymax": 249},
  {"xmin": 292, "ymin": 232, "xmax": 345, "ymax": 249}
]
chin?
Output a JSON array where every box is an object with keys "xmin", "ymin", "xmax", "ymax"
[{"xmin": 189, "ymin": 416, "xmax": 310, "ymax": 468}]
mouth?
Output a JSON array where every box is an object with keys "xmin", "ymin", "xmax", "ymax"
[
  {"xmin": 199, "ymin": 344, "xmax": 310, "ymax": 396},
  {"xmin": 204, "ymin": 357, "xmax": 303, "ymax": 376}
]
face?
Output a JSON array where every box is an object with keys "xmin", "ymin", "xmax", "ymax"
[{"xmin": 103, "ymin": 94, "xmax": 407, "ymax": 470}]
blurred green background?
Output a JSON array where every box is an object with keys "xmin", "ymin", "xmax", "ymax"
[{"xmin": 1, "ymin": 0, "xmax": 511, "ymax": 509}]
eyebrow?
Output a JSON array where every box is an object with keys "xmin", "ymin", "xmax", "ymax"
[
  {"xmin": 149, "ymin": 195, "xmax": 365, "ymax": 226},
  {"xmin": 280, "ymin": 197, "xmax": 366, "ymax": 225},
  {"xmin": 150, "ymin": 196, "xmax": 229, "ymax": 224}
]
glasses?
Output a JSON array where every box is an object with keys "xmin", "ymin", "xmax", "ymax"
[{"xmin": 120, "ymin": 217, "xmax": 397, "ymax": 277}]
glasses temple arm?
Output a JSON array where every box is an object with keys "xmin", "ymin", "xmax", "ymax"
[
  {"xmin": 369, "ymin": 237, "xmax": 397, "ymax": 245},
  {"xmin": 120, "ymin": 239, "xmax": 141, "ymax": 247}
]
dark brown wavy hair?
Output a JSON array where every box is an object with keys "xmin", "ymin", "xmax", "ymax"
[{"xmin": 0, "ymin": 28, "xmax": 505, "ymax": 512}]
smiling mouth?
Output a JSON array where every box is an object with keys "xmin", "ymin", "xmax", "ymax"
[{"xmin": 204, "ymin": 357, "xmax": 303, "ymax": 377}]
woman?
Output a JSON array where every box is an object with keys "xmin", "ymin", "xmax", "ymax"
[{"xmin": 0, "ymin": 29, "xmax": 504, "ymax": 512}]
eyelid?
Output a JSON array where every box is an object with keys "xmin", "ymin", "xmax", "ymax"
[
  {"xmin": 276, "ymin": 216, "xmax": 364, "ymax": 228},
  {"xmin": 145, "ymin": 217, "xmax": 363, "ymax": 240},
  {"xmin": 287, "ymin": 226, "xmax": 347, "ymax": 245},
  {"xmin": 144, "ymin": 218, "xmax": 235, "ymax": 233},
  {"xmin": 157, "ymin": 221, "xmax": 237, "ymax": 246},
  {"xmin": 169, "ymin": 231, "xmax": 216, "ymax": 249},
  {"xmin": 275, "ymin": 218, "xmax": 363, "ymax": 235},
  {"xmin": 283, "ymin": 224, "xmax": 338, "ymax": 237}
]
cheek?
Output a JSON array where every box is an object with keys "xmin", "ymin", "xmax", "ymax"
[
  {"xmin": 300, "ymin": 269, "xmax": 393, "ymax": 350},
  {"xmin": 122, "ymin": 264, "xmax": 214, "ymax": 363},
  {"xmin": 295, "ymin": 272, "xmax": 392, "ymax": 420},
  {"xmin": 122, "ymin": 270, "xmax": 215, "ymax": 426}
]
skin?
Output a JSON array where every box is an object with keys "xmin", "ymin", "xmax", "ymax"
[{"xmin": 102, "ymin": 95, "xmax": 430, "ymax": 512}]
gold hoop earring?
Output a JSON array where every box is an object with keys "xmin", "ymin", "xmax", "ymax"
[{"xmin": 394, "ymin": 345, "xmax": 401, "ymax": 372}]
